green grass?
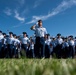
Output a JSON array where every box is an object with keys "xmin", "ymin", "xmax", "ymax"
[{"xmin": 0, "ymin": 59, "xmax": 76, "ymax": 75}]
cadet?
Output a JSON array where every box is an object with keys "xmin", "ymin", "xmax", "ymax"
[
  {"xmin": 44, "ymin": 34, "xmax": 51, "ymax": 58},
  {"xmin": 0, "ymin": 31, "xmax": 4, "ymax": 58},
  {"xmin": 62, "ymin": 38, "xmax": 69, "ymax": 58},
  {"xmin": 56, "ymin": 33, "xmax": 63, "ymax": 58},
  {"xmin": 2, "ymin": 33, "xmax": 7, "ymax": 58},
  {"xmin": 13, "ymin": 34, "xmax": 20, "ymax": 58},
  {"xmin": 31, "ymin": 20, "xmax": 47, "ymax": 58},
  {"xmin": 21, "ymin": 32, "xmax": 29, "ymax": 57},
  {"xmin": 68, "ymin": 36, "xmax": 75, "ymax": 58},
  {"xmin": 7, "ymin": 32, "xmax": 14, "ymax": 58},
  {"xmin": 29, "ymin": 37, "xmax": 35, "ymax": 58}
]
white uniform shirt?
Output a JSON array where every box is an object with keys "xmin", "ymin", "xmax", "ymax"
[
  {"xmin": 0, "ymin": 34, "xmax": 4, "ymax": 42},
  {"xmin": 56, "ymin": 38, "xmax": 63, "ymax": 45},
  {"xmin": 45, "ymin": 39, "xmax": 51, "ymax": 45},
  {"xmin": 32, "ymin": 35, "xmax": 36, "ymax": 44},
  {"xmin": 64, "ymin": 42, "xmax": 69, "ymax": 47},
  {"xmin": 7, "ymin": 37, "xmax": 14, "ymax": 44},
  {"xmin": 51, "ymin": 40, "xmax": 57, "ymax": 48},
  {"xmin": 13, "ymin": 39, "xmax": 20, "ymax": 46},
  {"xmin": 2, "ymin": 38, "xmax": 7, "ymax": 45},
  {"xmin": 29, "ymin": 43, "xmax": 34, "ymax": 50},
  {"xmin": 21, "ymin": 37, "xmax": 29, "ymax": 44},
  {"xmin": 62, "ymin": 42, "xmax": 69, "ymax": 48},
  {"xmin": 74, "ymin": 40, "xmax": 76, "ymax": 46},
  {"xmin": 34, "ymin": 26, "xmax": 47, "ymax": 37},
  {"xmin": 69, "ymin": 40, "xmax": 75, "ymax": 46}
]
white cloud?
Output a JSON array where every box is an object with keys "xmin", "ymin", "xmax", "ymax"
[
  {"xmin": 12, "ymin": 24, "xmax": 23, "ymax": 28},
  {"xmin": 33, "ymin": 1, "xmax": 40, "ymax": 8},
  {"xmin": 33, "ymin": 0, "xmax": 44, "ymax": 8},
  {"xmin": 4, "ymin": 8, "xmax": 12, "ymax": 16},
  {"xmin": 27, "ymin": 0, "xmax": 76, "ymax": 24},
  {"xmin": 12, "ymin": 23, "xmax": 26, "ymax": 28},
  {"xmin": 14, "ymin": 10, "xmax": 25, "ymax": 22},
  {"xmin": 26, "ymin": 16, "xmax": 42, "ymax": 24},
  {"xmin": 17, "ymin": 0, "xmax": 25, "ymax": 5},
  {"xmin": 21, "ymin": 8, "xmax": 29, "ymax": 16}
]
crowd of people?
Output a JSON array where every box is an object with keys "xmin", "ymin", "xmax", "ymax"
[{"xmin": 0, "ymin": 20, "xmax": 76, "ymax": 59}]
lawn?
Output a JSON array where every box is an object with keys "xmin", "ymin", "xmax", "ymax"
[{"xmin": 0, "ymin": 59, "xmax": 76, "ymax": 75}]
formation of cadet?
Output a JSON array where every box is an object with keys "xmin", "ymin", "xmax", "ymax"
[{"xmin": 0, "ymin": 20, "xmax": 76, "ymax": 58}]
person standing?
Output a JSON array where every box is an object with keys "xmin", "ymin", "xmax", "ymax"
[
  {"xmin": 2, "ymin": 33, "xmax": 7, "ymax": 58},
  {"xmin": 29, "ymin": 37, "xmax": 35, "ymax": 58},
  {"xmin": 7, "ymin": 32, "xmax": 14, "ymax": 58},
  {"xmin": 31, "ymin": 20, "xmax": 47, "ymax": 58},
  {"xmin": 0, "ymin": 31, "xmax": 4, "ymax": 58},
  {"xmin": 44, "ymin": 34, "xmax": 51, "ymax": 58},
  {"xmin": 68, "ymin": 36, "xmax": 75, "ymax": 58},
  {"xmin": 55, "ymin": 33, "xmax": 63, "ymax": 58},
  {"xmin": 13, "ymin": 34, "xmax": 20, "ymax": 58},
  {"xmin": 21, "ymin": 32, "xmax": 29, "ymax": 57}
]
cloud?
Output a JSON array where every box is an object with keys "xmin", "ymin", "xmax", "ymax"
[
  {"xmin": 12, "ymin": 24, "xmax": 23, "ymax": 28},
  {"xmin": 12, "ymin": 23, "xmax": 26, "ymax": 28},
  {"xmin": 27, "ymin": 0, "xmax": 76, "ymax": 24},
  {"xmin": 21, "ymin": 8, "xmax": 29, "ymax": 16},
  {"xmin": 26, "ymin": 16, "xmax": 42, "ymax": 24},
  {"xmin": 3, "ymin": 8, "xmax": 25, "ymax": 23},
  {"xmin": 14, "ymin": 10, "xmax": 25, "ymax": 22},
  {"xmin": 3, "ymin": 0, "xmax": 25, "ymax": 16},
  {"xmin": 17, "ymin": 0, "xmax": 25, "ymax": 6},
  {"xmin": 33, "ymin": 0, "xmax": 44, "ymax": 8},
  {"xmin": 4, "ymin": 8, "xmax": 12, "ymax": 16}
]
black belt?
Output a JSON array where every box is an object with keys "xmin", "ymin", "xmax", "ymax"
[{"xmin": 36, "ymin": 36, "xmax": 44, "ymax": 38}]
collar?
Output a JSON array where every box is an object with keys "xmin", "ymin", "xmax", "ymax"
[{"xmin": 38, "ymin": 26, "xmax": 43, "ymax": 28}]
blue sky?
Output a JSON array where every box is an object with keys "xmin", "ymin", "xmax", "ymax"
[{"xmin": 0, "ymin": 0, "xmax": 76, "ymax": 37}]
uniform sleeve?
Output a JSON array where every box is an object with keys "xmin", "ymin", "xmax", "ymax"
[
  {"xmin": 44, "ymin": 28, "xmax": 47, "ymax": 35},
  {"xmin": 13, "ymin": 38, "xmax": 15, "ymax": 44},
  {"xmin": 27, "ymin": 38, "xmax": 30, "ymax": 43},
  {"xmin": 17, "ymin": 40, "xmax": 20, "ymax": 44},
  {"xmin": 32, "ymin": 25, "xmax": 37, "ymax": 31}
]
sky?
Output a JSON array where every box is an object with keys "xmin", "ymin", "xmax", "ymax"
[{"xmin": 0, "ymin": 0, "xmax": 76, "ymax": 37}]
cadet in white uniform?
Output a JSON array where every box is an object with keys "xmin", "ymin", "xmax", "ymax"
[
  {"xmin": 62, "ymin": 38, "xmax": 69, "ymax": 58},
  {"xmin": 51, "ymin": 37, "xmax": 57, "ymax": 57},
  {"xmin": 29, "ymin": 37, "xmax": 35, "ymax": 58},
  {"xmin": 74, "ymin": 37, "xmax": 76, "ymax": 54},
  {"xmin": 2, "ymin": 33, "xmax": 7, "ymax": 58},
  {"xmin": 44, "ymin": 34, "xmax": 51, "ymax": 58},
  {"xmin": 55, "ymin": 34, "xmax": 63, "ymax": 58},
  {"xmin": 7, "ymin": 32, "xmax": 14, "ymax": 58},
  {"xmin": 13, "ymin": 34, "xmax": 20, "ymax": 58},
  {"xmin": 31, "ymin": 20, "xmax": 47, "ymax": 58},
  {"xmin": 68, "ymin": 36, "xmax": 75, "ymax": 58},
  {"xmin": 0, "ymin": 31, "xmax": 4, "ymax": 57},
  {"xmin": 21, "ymin": 32, "xmax": 29, "ymax": 57}
]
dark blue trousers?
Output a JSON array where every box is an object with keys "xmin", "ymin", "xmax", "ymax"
[
  {"xmin": 45, "ymin": 44, "xmax": 50, "ymax": 58},
  {"xmin": 35, "ymin": 37, "xmax": 45, "ymax": 58},
  {"xmin": 0, "ymin": 42, "xmax": 2, "ymax": 58},
  {"xmin": 7, "ymin": 44, "xmax": 14, "ymax": 58},
  {"xmin": 21, "ymin": 44, "xmax": 28, "ymax": 57},
  {"xmin": 56, "ymin": 44, "xmax": 62, "ymax": 58},
  {"xmin": 69, "ymin": 45, "xmax": 75, "ymax": 58}
]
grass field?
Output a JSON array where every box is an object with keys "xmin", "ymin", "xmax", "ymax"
[{"xmin": 0, "ymin": 59, "xmax": 76, "ymax": 75}]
